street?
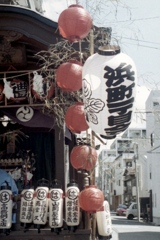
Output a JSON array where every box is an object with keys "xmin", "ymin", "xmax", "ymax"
[{"xmin": 111, "ymin": 213, "xmax": 160, "ymax": 240}]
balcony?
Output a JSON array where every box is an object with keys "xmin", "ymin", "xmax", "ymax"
[{"xmin": 125, "ymin": 185, "xmax": 132, "ymax": 194}]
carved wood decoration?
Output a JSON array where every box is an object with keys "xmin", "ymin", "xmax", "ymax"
[{"xmin": 0, "ymin": 31, "xmax": 26, "ymax": 66}]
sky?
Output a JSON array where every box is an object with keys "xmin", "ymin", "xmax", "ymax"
[
  {"xmin": 42, "ymin": 0, "xmax": 160, "ymax": 90},
  {"xmin": 90, "ymin": 0, "xmax": 160, "ymax": 90}
]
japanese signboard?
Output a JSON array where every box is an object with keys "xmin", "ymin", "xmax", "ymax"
[
  {"xmin": 20, "ymin": 189, "xmax": 34, "ymax": 223},
  {"xmin": 33, "ymin": 187, "xmax": 49, "ymax": 225},
  {"xmin": 0, "ymin": 189, "xmax": 12, "ymax": 229},
  {"xmin": 65, "ymin": 185, "xmax": 80, "ymax": 226},
  {"xmin": 49, "ymin": 188, "xmax": 63, "ymax": 228}
]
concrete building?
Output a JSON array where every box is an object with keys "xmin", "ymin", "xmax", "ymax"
[
  {"xmin": 146, "ymin": 90, "xmax": 160, "ymax": 224},
  {"xmin": 99, "ymin": 130, "xmax": 149, "ymax": 211},
  {"xmin": 97, "ymin": 88, "xmax": 160, "ymax": 225}
]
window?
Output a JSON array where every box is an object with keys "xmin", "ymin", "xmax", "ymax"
[
  {"xmin": 155, "ymin": 193, "xmax": 157, "ymax": 208},
  {"xmin": 129, "ymin": 130, "xmax": 141, "ymax": 138},
  {"xmin": 111, "ymin": 182, "xmax": 113, "ymax": 192},
  {"xmin": 142, "ymin": 130, "xmax": 146, "ymax": 138},
  {"xmin": 117, "ymin": 140, "xmax": 132, "ymax": 153},
  {"xmin": 127, "ymin": 181, "xmax": 131, "ymax": 186},
  {"xmin": 151, "ymin": 133, "xmax": 155, "ymax": 147},
  {"xmin": 132, "ymin": 179, "xmax": 136, "ymax": 186},
  {"xmin": 149, "ymin": 164, "xmax": 152, "ymax": 179},
  {"xmin": 132, "ymin": 204, "xmax": 137, "ymax": 209},
  {"xmin": 153, "ymin": 102, "xmax": 159, "ymax": 107},
  {"xmin": 126, "ymin": 161, "xmax": 132, "ymax": 167},
  {"xmin": 103, "ymin": 150, "xmax": 107, "ymax": 156}
]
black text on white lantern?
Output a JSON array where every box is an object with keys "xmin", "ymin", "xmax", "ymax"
[
  {"xmin": 49, "ymin": 186, "xmax": 63, "ymax": 229},
  {"xmin": 82, "ymin": 46, "xmax": 137, "ymax": 139},
  {"xmin": 96, "ymin": 200, "xmax": 112, "ymax": 237},
  {"xmin": 0, "ymin": 185, "xmax": 12, "ymax": 229},
  {"xmin": 20, "ymin": 189, "xmax": 34, "ymax": 224},
  {"xmin": 65, "ymin": 182, "xmax": 80, "ymax": 227},
  {"xmin": 33, "ymin": 186, "xmax": 49, "ymax": 225}
]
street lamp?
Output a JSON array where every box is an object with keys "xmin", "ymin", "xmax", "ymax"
[
  {"xmin": 103, "ymin": 168, "xmax": 115, "ymax": 204},
  {"xmin": 133, "ymin": 142, "xmax": 140, "ymax": 222}
]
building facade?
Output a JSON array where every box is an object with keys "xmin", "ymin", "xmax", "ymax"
[{"xmin": 146, "ymin": 90, "xmax": 160, "ymax": 225}]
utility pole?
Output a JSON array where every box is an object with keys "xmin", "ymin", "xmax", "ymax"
[{"xmin": 134, "ymin": 143, "xmax": 141, "ymax": 222}]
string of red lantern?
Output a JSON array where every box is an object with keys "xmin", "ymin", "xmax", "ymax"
[{"xmin": 57, "ymin": 4, "xmax": 92, "ymax": 133}]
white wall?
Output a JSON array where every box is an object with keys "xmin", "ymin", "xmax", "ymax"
[{"xmin": 146, "ymin": 90, "xmax": 160, "ymax": 225}]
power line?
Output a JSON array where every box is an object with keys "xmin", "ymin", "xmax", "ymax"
[
  {"xmin": 118, "ymin": 37, "xmax": 160, "ymax": 46},
  {"xmin": 109, "ymin": 16, "xmax": 160, "ymax": 24},
  {"xmin": 121, "ymin": 41, "xmax": 160, "ymax": 50}
]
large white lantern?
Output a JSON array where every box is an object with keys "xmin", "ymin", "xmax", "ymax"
[{"xmin": 82, "ymin": 46, "xmax": 137, "ymax": 139}]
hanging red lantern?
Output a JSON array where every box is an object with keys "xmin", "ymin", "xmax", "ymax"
[
  {"xmin": 78, "ymin": 185, "xmax": 104, "ymax": 213},
  {"xmin": 82, "ymin": 45, "xmax": 137, "ymax": 139},
  {"xmin": 10, "ymin": 79, "xmax": 28, "ymax": 102},
  {"xmin": 65, "ymin": 102, "xmax": 89, "ymax": 133},
  {"xmin": 0, "ymin": 84, "xmax": 4, "ymax": 101},
  {"xmin": 58, "ymin": 4, "xmax": 92, "ymax": 42},
  {"xmin": 56, "ymin": 60, "xmax": 82, "ymax": 92},
  {"xmin": 70, "ymin": 145, "xmax": 97, "ymax": 171}
]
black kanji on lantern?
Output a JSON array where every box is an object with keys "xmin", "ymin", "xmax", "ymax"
[
  {"xmin": 104, "ymin": 63, "xmax": 135, "ymax": 87},
  {"xmin": 106, "ymin": 83, "xmax": 135, "ymax": 102},
  {"xmin": 103, "ymin": 63, "xmax": 136, "ymax": 137}
]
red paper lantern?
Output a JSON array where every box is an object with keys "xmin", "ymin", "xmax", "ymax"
[
  {"xmin": 32, "ymin": 79, "xmax": 54, "ymax": 100},
  {"xmin": 56, "ymin": 60, "xmax": 82, "ymax": 92},
  {"xmin": 0, "ymin": 84, "xmax": 4, "ymax": 101},
  {"xmin": 10, "ymin": 79, "xmax": 28, "ymax": 102},
  {"xmin": 78, "ymin": 185, "xmax": 104, "ymax": 213},
  {"xmin": 58, "ymin": 4, "xmax": 92, "ymax": 42},
  {"xmin": 70, "ymin": 145, "xmax": 97, "ymax": 171},
  {"xmin": 65, "ymin": 102, "xmax": 89, "ymax": 133}
]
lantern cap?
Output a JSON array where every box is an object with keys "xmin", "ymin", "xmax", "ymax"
[
  {"xmin": 67, "ymin": 180, "xmax": 78, "ymax": 187},
  {"xmin": 36, "ymin": 178, "xmax": 49, "ymax": 187},
  {"xmin": 84, "ymin": 185, "xmax": 98, "ymax": 189},
  {"xmin": 50, "ymin": 179, "xmax": 62, "ymax": 189},
  {"xmin": 98, "ymin": 45, "xmax": 120, "ymax": 56},
  {"xmin": 69, "ymin": 4, "xmax": 84, "ymax": 9}
]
